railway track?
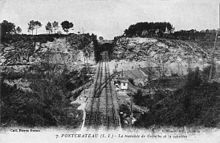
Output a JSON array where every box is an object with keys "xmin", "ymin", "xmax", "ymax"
[
  {"xmin": 84, "ymin": 55, "xmax": 120, "ymax": 129},
  {"xmin": 85, "ymin": 61, "xmax": 102, "ymax": 127},
  {"xmin": 105, "ymin": 60, "xmax": 120, "ymax": 128}
]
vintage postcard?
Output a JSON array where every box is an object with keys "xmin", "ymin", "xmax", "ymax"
[{"xmin": 0, "ymin": 0, "xmax": 220, "ymax": 142}]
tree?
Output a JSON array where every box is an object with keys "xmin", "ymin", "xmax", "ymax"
[
  {"xmin": 0, "ymin": 20, "xmax": 16, "ymax": 37},
  {"xmin": 45, "ymin": 22, "xmax": 53, "ymax": 34},
  {"xmin": 28, "ymin": 20, "xmax": 35, "ymax": 35},
  {"xmin": 61, "ymin": 21, "xmax": 73, "ymax": 34},
  {"xmin": 52, "ymin": 21, "xmax": 59, "ymax": 33},
  {"xmin": 16, "ymin": 26, "xmax": 22, "ymax": 34},
  {"xmin": 124, "ymin": 22, "xmax": 174, "ymax": 37},
  {"xmin": 34, "ymin": 21, "xmax": 42, "ymax": 35},
  {"xmin": 28, "ymin": 20, "xmax": 42, "ymax": 35}
]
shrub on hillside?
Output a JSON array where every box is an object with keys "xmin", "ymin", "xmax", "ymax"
[
  {"xmin": 1, "ymin": 63, "xmax": 84, "ymax": 127},
  {"xmin": 134, "ymin": 69, "xmax": 220, "ymax": 128}
]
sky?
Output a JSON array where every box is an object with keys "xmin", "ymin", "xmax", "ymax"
[{"xmin": 0, "ymin": 0, "xmax": 220, "ymax": 39}]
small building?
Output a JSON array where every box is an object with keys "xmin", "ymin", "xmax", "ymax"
[
  {"xmin": 114, "ymin": 77, "xmax": 129, "ymax": 91},
  {"xmin": 120, "ymin": 78, "xmax": 129, "ymax": 90}
]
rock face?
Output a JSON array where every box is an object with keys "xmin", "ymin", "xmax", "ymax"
[
  {"xmin": 113, "ymin": 37, "xmax": 210, "ymax": 75},
  {"xmin": 114, "ymin": 37, "xmax": 209, "ymax": 62},
  {"xmin": 0, "ymin": 37, "xmax": 95, "ymax": 70},
  {"xmin": 35, "ymin": 38, "xmax": 80, "ymax": 70}
]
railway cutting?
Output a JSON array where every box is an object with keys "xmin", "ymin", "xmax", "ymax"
[{"xmin": 84, "ymin": 53, "xmax": 120, "ymax": 129}]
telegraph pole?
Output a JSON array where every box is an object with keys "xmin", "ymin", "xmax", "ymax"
[{"xmin": 209, "ymin": 4, "xmax": 220, "ymax": 81}]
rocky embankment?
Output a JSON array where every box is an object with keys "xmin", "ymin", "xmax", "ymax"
[
  {"xmin": 0, "ymin": 34, "xmax": 96, "ymax": 127},
  {"xmin": 0, "ymin": 37, "xmax": 95, "ymax": 70},
  {"xmin": 113, "ymin": 37, "xmax": 211, "ymax": 75}
]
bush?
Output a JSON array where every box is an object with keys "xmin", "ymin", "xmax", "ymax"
[
  {"xmin": 1, "ymin": 63, "xmax": 85, "ymax": 127},
  {"xmin": 134, "ymin": 69, "xmax": 220, "ymax": 128}
]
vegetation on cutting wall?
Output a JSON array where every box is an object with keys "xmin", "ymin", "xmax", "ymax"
[
  {"xmin": 1, "ymin": 62, "xmax": 86, "ymax": 127},
  {"xmin": 133, "ymin": 67, "xmax": 220, "ymax": 128}
]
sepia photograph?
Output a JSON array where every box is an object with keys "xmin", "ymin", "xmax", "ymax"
[{"xmin": 0, "ymin": 0, "xmax": 220, "ymax": 142}]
